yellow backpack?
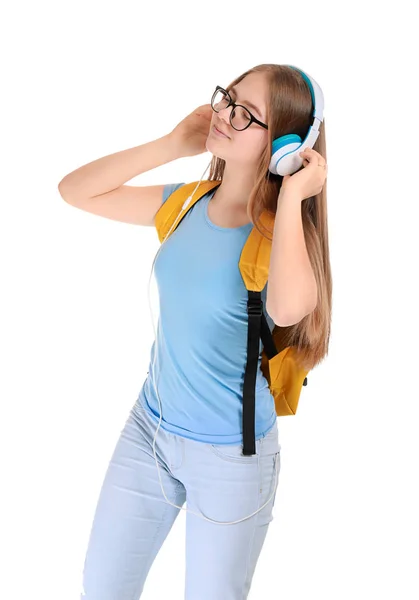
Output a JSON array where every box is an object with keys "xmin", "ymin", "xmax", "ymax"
[{"xmin": 154, "ymin": 179, "xmax": 309, "ymax": 455}]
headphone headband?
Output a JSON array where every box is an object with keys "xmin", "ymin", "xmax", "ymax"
[{"xmin": 269, "ymin": 65, "xmax": 325, "ymax": 176}]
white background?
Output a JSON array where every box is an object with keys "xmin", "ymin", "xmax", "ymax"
[{"xmin": 1, "ymin": 1, "xmax": 418, "ymax": 599}]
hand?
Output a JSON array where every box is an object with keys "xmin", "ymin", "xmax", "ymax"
[
  {"xmin": 168, "ymin": 104, "xmax": 213, "ymax": 158},
  {"xmin": 281, "ymin": 147, "xmax": 328, "ymax": 200}
]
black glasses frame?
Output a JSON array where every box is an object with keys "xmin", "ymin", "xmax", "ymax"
[{"xmin": 211, "ymin": 85, "xmax": 268, "ymax": 131}]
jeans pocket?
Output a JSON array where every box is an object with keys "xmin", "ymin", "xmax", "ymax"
[
  {"xmin": 209, "ymin": 438, "xmax": 262, "ymax": 463},
  {"xmin": 272, "ymin": 450, "xmax": 281, "ymax": 507}
]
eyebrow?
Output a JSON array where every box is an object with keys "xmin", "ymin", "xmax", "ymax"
[{"xmin": 229, "ymin": 86, "xmax": 263, "ymax": 119}]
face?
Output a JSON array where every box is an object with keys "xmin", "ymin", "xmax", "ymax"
[{"xmin": 206, "ymin": 71, "xmax": 269, "ymax": 168}]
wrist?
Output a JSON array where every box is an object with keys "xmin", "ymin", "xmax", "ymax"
[
  {"xmin": 278, "ymin": 184, "xmax": 303, "ymax": 204},
  {"xmin": 164, "ymin": 133, "xmax": 187, "ymax": 160}
]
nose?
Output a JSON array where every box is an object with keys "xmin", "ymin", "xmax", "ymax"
[
  {"xmin": 218, "ymin": 104, "xmax": 232, "ymax": 121},
  {"xmin": 216, "ymin": 105, "xmax": 233, "ymax": 131}
]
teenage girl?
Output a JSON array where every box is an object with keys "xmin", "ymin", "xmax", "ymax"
[{"xmin": 58, "ymin": 63, "xmax": 331, "ymax": 600}]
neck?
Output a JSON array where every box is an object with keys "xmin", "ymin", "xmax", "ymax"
[{"xmin": 211, "ymin": 163, "xmax": 257, "ymax": 212}]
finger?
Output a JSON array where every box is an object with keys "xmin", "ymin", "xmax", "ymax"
[
  {"xmin": 299, "ymin": 151, "xmax": 312, "ymax": 164},
  {"xmin": 300, "ymin": 148, "xmax": 313, "ymax": 156},
  {"xmin": 302, "ymin": 147, "xmax": 320, "ymax": 158},
  {"xmin": 305, "ymin": 147, "xmax": 325, "ymax": 163}
]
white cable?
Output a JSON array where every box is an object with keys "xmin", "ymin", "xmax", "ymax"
[{"xmin": 146, "ymin": 159, "xmax": 279, "ymax": 524}]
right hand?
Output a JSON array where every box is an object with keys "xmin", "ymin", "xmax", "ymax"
[{"xmin": 168, "ymin": 104, "xmax": 213, "ymax": 158}]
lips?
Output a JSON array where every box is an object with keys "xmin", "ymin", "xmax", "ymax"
[{"xmin": 214, "ymin": 124, "xmax": 230, "ymax": 138}]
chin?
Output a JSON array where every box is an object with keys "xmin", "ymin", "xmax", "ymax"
[{"xmin": 205, "ymin": 138, "xmax": 227, "ymax": 160}]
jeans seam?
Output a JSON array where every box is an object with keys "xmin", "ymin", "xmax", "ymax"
[
  {"xmin": 130, "ymin": 477, "xmax": 182, "ymax": 599},
  {"xmin": 241, "ymin": 452, "xmax": 261, "ymax": 599}
]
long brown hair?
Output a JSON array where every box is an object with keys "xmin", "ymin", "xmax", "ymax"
[{"xmin": 208, "ymin": 63, "xmax": 332, "ymax": 371}]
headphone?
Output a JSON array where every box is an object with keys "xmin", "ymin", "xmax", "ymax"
[
  {"xmin": 146, "ymin": 65, "xmax": 324, "ymax": 525},
  {"xmin": 269, "ymin": 64, "xmax": 325, "ymax": 176}
]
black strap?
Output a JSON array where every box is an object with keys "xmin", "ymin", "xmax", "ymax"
[
  {"xmin": 260, "ymin": 310, "xmax": 278, "ymax": 360},
  {"xmin": 242, "ymin": 291, "xmax": 271, "ymax": 455},
  {"xmin": 242, "ymin": 290, "xmax": 308, "ymax": 455}
]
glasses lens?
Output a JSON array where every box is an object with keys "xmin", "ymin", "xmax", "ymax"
[
  {"xmin": 230, "ymin": 106, "xmax": 252, "ymax": 131},
  {"xmin": 212, "ymin": 89, "xmax": 230, "ymax": 112},
  {"xmin": 211, "ymin": 88, "xmax": 253, "ymax": 131}
]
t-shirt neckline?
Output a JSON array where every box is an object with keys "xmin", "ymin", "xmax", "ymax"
[{"xmin": 204, "ymin": 190, "xmax": 253, "ymax": 232}]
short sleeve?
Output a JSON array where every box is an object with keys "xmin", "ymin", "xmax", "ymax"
[{"xmin": 162, "ymin": 183, "xmax": 186, "ymax": 205}]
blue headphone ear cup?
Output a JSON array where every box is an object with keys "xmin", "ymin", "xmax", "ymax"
[
  {"xmin": 271, "ymin": 133, "xmax": 302, "ymax": 155},
  {"xmin": 269, "ymin": 133, "xmax": 303, "ymax": 176}
]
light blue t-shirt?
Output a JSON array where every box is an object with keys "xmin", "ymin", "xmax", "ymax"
[{"xmin": 136, "ymin": 182, "xmax": 277, "ymax": 445}]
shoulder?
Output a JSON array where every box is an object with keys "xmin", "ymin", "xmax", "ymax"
[{"xmin": 162, "ymin": 182, "xmax": 186, "ymax": 204}]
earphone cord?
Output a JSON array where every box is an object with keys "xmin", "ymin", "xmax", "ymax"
[{"xmin": 146, "ymin": 159, "xmax": 280, "ymax": 524}]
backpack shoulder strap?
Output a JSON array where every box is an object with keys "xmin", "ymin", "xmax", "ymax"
[
  {"xmin": 240, "ymin": 209, "xmax": 277, "ymax": 454},
  {"xmin": 239, "ymin": 209, "xmax": 276, "ymax": 291},
  {"xmin": 154, "ymin": 180, "xmax": 221, "ymax": 243}
]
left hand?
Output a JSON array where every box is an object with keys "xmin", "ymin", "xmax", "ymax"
[{"xmin": 281, "ymin": 147, "xmax": 328, "ymax": 200}]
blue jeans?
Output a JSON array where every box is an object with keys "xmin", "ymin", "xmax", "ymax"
[{"xmin": 80, "ymin": 397, "xmax": 281, "ymax": 600}]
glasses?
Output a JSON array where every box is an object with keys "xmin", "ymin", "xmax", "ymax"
[{"xmin": 211, "ymin": 85, "xmax": 268, "ymax": 132}]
